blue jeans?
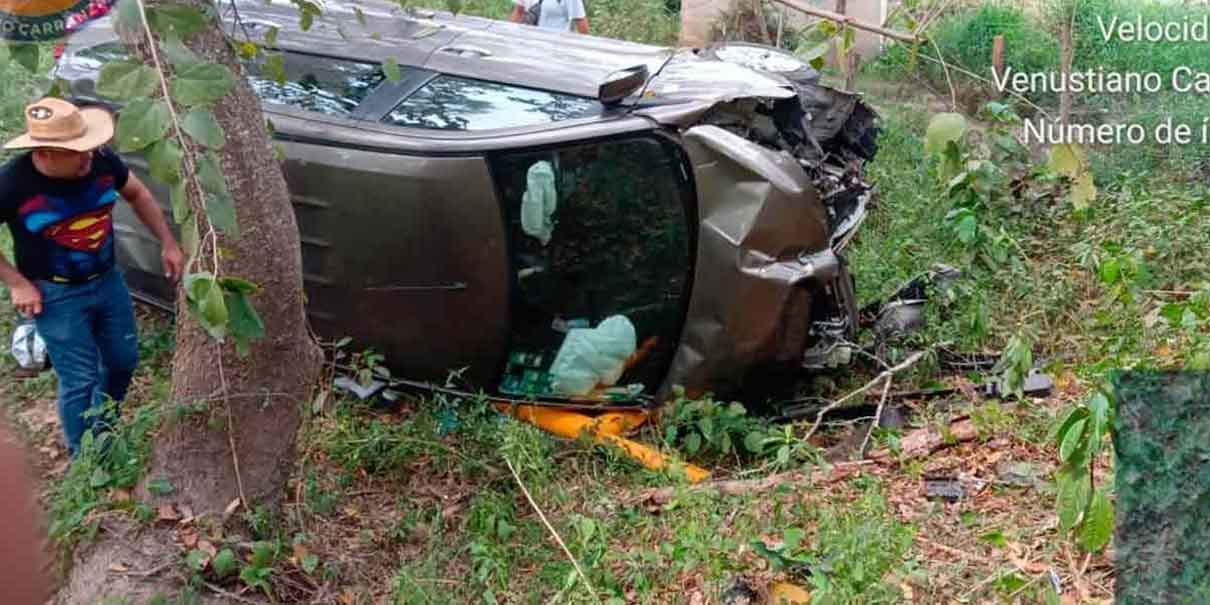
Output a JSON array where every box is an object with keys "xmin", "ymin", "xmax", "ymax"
[{"xmin": 34, "ymin": 270, "xmax": 139, "ymax": 457}]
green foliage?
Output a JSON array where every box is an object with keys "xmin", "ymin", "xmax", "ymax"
[
  {"xmin": 96, "ymin": 61, "xmax": 160, "ymax": 100},
  {"xmin": 752, "ymin": 489, "xmax": 915, "ymax": 604},
  {"xmin": 660, "ymin": 388, "xmax": 774, "ymax": 463},
  {"xmin": 180, "ymin": 109, "xmax": 225, "ymax": 149},
  {"xmin": 1053, "ymin": 389, "xmax": 1115, "ymax": 552},
  {"xmin": 46, "ymin": 400, "xmax": 161, "ymax": 545}
]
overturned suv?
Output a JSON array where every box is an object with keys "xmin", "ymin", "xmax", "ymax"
[{"xmin": 56, "ymin": 0, "xmax": 880, "ymax": 406}]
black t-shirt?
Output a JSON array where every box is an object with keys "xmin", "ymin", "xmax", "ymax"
[{"xmin": 0, "ymin": 147, "xmax": 130, "ymax": 283}]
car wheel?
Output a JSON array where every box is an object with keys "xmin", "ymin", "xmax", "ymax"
[{"xmin": 701, "ymin": 41, "xmax": 820, "ymax": 87}]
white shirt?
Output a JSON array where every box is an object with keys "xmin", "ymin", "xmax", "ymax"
[{"xmin": 516, "ymin": 0, "xmax": 586, "ymax": 32}]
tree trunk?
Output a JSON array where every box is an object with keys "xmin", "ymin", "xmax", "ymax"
[
  {"xmin": 56, "ymin": 0, "xmax": 322, "ymax": 601},
  {"xmin": 1058, "ymin": 7, "xmax": 1075, "ymax": 126}
]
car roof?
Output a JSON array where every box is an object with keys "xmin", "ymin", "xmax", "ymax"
[{"xmin": 64, "ymin": 0, "xmax": 798, "ymax": 121}]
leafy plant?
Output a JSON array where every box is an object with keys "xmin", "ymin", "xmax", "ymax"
[
  {"xmin": 1053, "ymin": 388, "xmax": 1115, "ymax": 553},
  {"xmin": 661, "ymin": 388, "xmax": 770, "ymax": 462}
]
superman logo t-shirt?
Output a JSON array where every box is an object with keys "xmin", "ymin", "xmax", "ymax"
[{"xmin": 0, "ymin": 147, "xmax": 129, "ymax": 283}]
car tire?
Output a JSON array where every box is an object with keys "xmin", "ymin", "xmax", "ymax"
[{"xmin": 701, "ymin": 41, "xmax": 820, "ymax": 87}]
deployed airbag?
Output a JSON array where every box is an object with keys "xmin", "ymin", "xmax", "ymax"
[{"xmin": 549, "ymin": 315, "xmax": 637, "ymax": 396}]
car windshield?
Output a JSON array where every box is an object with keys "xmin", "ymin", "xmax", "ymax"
[{"xmin": 383, "ymin": 75, "xmax": 602, "ymax": 131}]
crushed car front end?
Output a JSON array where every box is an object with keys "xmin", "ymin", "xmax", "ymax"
[{"xmin": 634, "ymin": 45, "xmax": 880, "ymax": 402}]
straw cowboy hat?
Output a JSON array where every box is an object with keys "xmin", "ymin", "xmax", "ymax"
[{"xmin": 3, "ymin": 97, "xmax": 114, "ymax": 152}]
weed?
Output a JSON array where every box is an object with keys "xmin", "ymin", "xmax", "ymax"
[{"xmin": 46, "ymin": 399, "xmax": 160, "ymax": 546}]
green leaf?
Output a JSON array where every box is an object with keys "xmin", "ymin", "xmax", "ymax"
[
  {"xmin": 1085, "ymin": 392, "xmax": 1111, "ymax": 457},
  {"xmin": 161, "ymin": 35, "xmax": 200, "ymax": 68},
  {"xmin": 196, "ymin": 153, "xmax": 239, "ymax": 236},
  {"xmin": 697, "ymin": 417, "xmax": 714, "ymax": 440},
  {"xmin": 301, "ymin": 554, "xmax": 320, "ymax": 574},
  {"xmin": 684, "ymin": 432, "xmax": 701, "ymax": 455},
  {"xmin": 212, "ymin": 549, "xmax": 238, "ymax": 578},
  {"xmin": 148, "ymin": 4, "xmax": 210, "ymax": 37},
  {"xmin": 181, "ymin": 108, "xmax": 226, "ymax": 149},
  {"xmin": 299, "ymin": 10, "xmax": 314, "ymax": 31},
  {"xmin": 199, "ymin": 276, "xmax": 229, "ymax": 338},
  {"xmin": 1056, "ymin": 466, "xmax": 1090, "ymax": 533},
  {"xmin": 219, "ymin": 277, "xmax": 258, "ymax": 294},
  {"xmin": 743, "ymin": 431, "xmax": 766, "ymax": 454},
  {"xmin": 264, "ymin": 25, "xmax": 280, "ymax": 47},
  {"xmin": 795, "ymin": 41, "xmax": 831, "ymax": 64},
  {"xmin": 9, "ymin": 44, "xmax": 41, "ymax": 73},
  {"xmin": 225, "ymin": 290, "xmax": 265, "ymax": 356},
  {"xmin": 776, "ymin": 445, "xmax": 790, "ymax": 466},
  {"xmin": 206, "ymin": 192, "xmax": 238, "ymax": 237},
  {"xmin": 171, "ymin": 179, "xmax": 190, "ymax": 224},
  {"xmin": 182, "ymin": 215, "xmax": 200, "ymax": 261},
  {"xmin": 265, "ymin": 53, "xmax": 287, "ymax": 85},
  {"xmin": 116, "ymin": 99, "xmax": 171, "ymax": 153},
  {"xmin": 1077, "ymin": 489, "xmax": 1114, "ymax": 552},
  {"xmin": 782, "ymin": 527, "xmax": 806, "ymax": 551},
  {"xmin": 354, "ymin": 6, "xmax": 367, "ymax": 26},
  {"xmin": 172, "ymin": 63, "xmax": 236, "ymax": 106},
  {"xmin": 147, "ymin": 138, "xmax": 183, "ymax": 185},
  {"xmin": 925, "ymin": 113, "xmax": 967, "ymax": 156},
  {"xmin": 957, "ymin": 213, "xmax": 978, "ymax": 244},
  {"xmin": 96, "ymin": 61, "xmax": 159, "ymax": 101},
  {"xmin": 250, "ymin": 542, "xmax": 275, "ymax": 568},
  {"xmin": 1059, "ymin": 417, "xmax": 1088, "ymax": 464},
  {"xmin": 90, "ymin": 467, "xmax": 112, "ymax": 488},
  {"xmin": 1099, "ymin": 258, "xmax": 1121, "ymax": 285},
  {"xmin": 445, "ymin": 0, "xmax": 463, "ymax": 15},
  {"xmin": 185, "ymin": 549, "xmax": 209, "ymax": 572},
  {"xmin": 1054, "ymin": 407, "xmax": 1089, "ymax": 447},
  {"xmin": 383, "ymin": 57, "xmax": 402, "ymax": 82},
  {"xmin": 116, "ymin": 0, "xmax": 142, "ymax": 31},
  {"xmin": 979, "ymin": 530, "xmax": 1008, "ymax": 548}
]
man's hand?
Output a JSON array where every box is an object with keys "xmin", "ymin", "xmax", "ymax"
[
  {"xmin": 161, "ymin": 242, "xmax": 185, "ymax": 283},
  {"xmin": 9, "ymin": 280, "xmax": 42, "ymax": 318}
]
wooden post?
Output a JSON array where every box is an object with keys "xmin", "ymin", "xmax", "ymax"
[
  {"xmin": 846, "ymin": 52, "xmax": 861, "ymax": 91},
  {"xmin": 992, "ymin": 35, "xmax": 1005, "ymax": 99}
]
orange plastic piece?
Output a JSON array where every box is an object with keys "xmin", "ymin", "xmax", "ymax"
[
  {"xmin": 767, "ymin": 582, "xmax": 811, "ymax": 604},
  {"xmin": 496, "ymin": 403, "xmax": 711, "ymax": 483}
]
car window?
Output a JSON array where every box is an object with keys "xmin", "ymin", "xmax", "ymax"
[
  {"xmin": 383, "ymin": 75, "xmax": 602, "ymax": 131},
  {"xmin": 490, "ymin": 136, "xmax": 693, "ymax": 400},
  {"xmin": 73, "ymin": 43, "xmax": 386, "ymax": 118},
  {"xmin": 243, "ymin": 52, "xmax": 388, "ymax": 118}
]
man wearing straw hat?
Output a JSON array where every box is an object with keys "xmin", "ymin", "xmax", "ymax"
[{"xmin": 0, "ymin": 97, "xmax": 184, "ymax": 457}]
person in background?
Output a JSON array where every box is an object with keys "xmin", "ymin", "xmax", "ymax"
[
  {"xmin": 0, "ymin": 98, "xmax": 184, "ymax": 457},
  {"xmin": 509, "ymin": 0, "xmax": 590, "ymax": 34}
]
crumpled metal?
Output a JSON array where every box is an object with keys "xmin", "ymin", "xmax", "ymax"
[{"xmin": 658, "ymin": 125, "xmax": 840, "ymax": 400}]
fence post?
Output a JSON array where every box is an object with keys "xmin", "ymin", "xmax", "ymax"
[{"xmin": 992, "ymin": 34, "xmax": 1005, "ymax": 99}]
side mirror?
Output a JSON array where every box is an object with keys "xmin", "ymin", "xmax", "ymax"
[{"xmin": 598, "ymin": 65, "xmax": 649, "ymax": 105}]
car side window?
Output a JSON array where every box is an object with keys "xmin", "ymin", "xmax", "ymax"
[
  {"xmin": 382, "ymin": 75, "xmax": 602, "ymax": 131},
  {"xmin": 490, "ymin": 136, "xmax": 693, "ymax": 399},
  {"xmin": 242, "ymin": 52, "xmax": 388, "ymax": 118}
]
